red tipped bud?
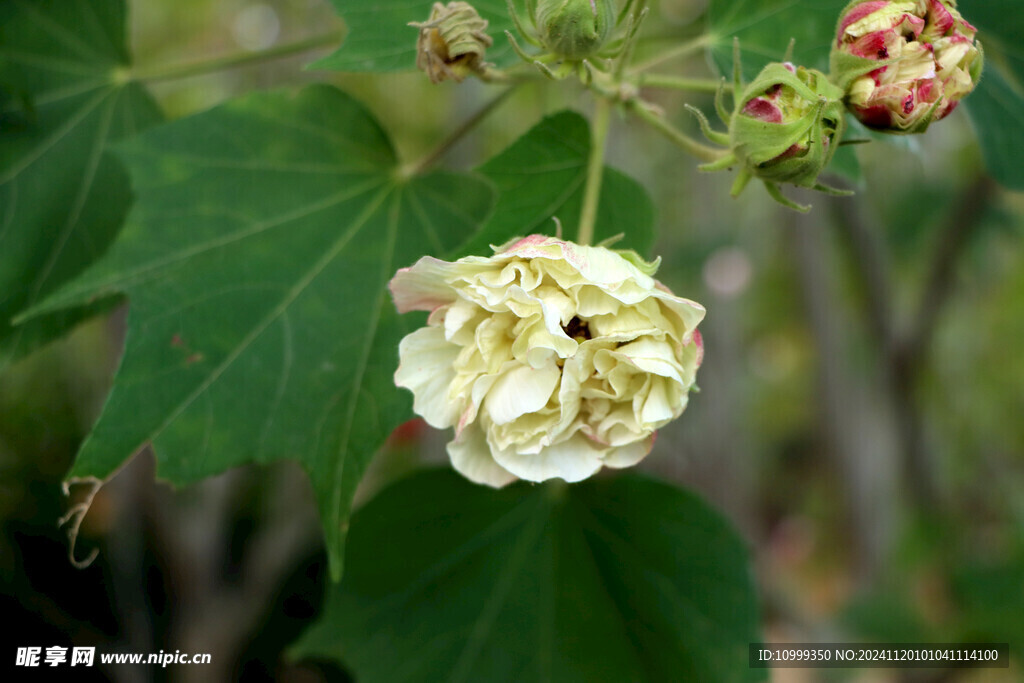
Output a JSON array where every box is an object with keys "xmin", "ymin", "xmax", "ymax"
[{"xmin": 830, "ymin": 0, "xmax": 983, "ymax": 133}]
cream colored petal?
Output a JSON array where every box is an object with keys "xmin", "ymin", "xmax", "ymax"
[
  {"xmin": 554, "ymin": 359, "xmax": 584, "ymax": 430},
  {"xmin": 488, "ymin": 406, "xmax": 563, "ymax": 454},
  {"xmin": 447, "ymin": 423, "xmax": 518, "ymax": 488},
  {"xmin": 845, "ymin": 2, "xmax": 920, "ymax": 38},
  {"xmin": 935, "ymin": 38, "xmax": 970, "ymax": 73},
  {"xmin": 891, "ymin": 43, "xmax": 935, "ymax": 82},
  {"xmin": 502, "ymin": 236, "xmax": 657, "ymax": 294},
  {"xmin": 495, "ymin": 234, "xmax": 556, "ymax": 255},
  {"xmin": 558, "ymin": 241, "xmax": 653, "ymax": 289},
  {"xmin": 657, "ymin": 295, "xmax": 707, "ymax": 335},
  {"xmin": 615, "ymin": 337, "xmax": 685, "ymax": 383},
  {"xmin": 848, "ymin": 75, "xmax": 878, "ymax": 106},
  {"xmin": 575, "ymin": 286, "xmax": 621, "ymax": 317},
  {"xmin": 454, "ymin": 358, "xmax": 515, "ymax": 436},
  {"xmin": 394, "ymin": 327, "xmax": 460, "ymax": 429},
  {"xmin": 469, "ymin": 366, "xmax": 504, "ymax": 409},
  {"xmin": 454, "ymin": 373, "xmax": 494, "ymax": 437},
  {"xmin": 589, "ymin": 405, "xmax": 646, "ymax": 446},
  {"xmin": 601, "ymin": 434, "xmax": 655, "ymax": 468},
  {"xmin": 474, "ymin": 260, "xmax": 519, "ymax": 290},
  {"xmin": 492, "ymin": 432, "xmax": 605, "ymax": 483},
  {"xmin": 639, "ymin": 376, "xmax": 677, "ymax": 424},
  {"xmin": 511, "ymin": 315, "xmax": 577, "ymax": 365},
  {"xmin": 483, "ymin": 361, "xmax": 560, "ymax": 425},
  {"xmin": 474, "ymin": 315, "xmax": 514, "ymax": 373},
  {"xmin": 535, "ymin": 285, "xmax": 576, "ymax": 326},
  {"xmin": 442, "ymin": 299, "xmax": 479, "ymax": 343},
  {"xmin": 587, "ymin": 305, "xmax": 658, "ymax": 339},
  {"xmin": 389, "ymin": 257, "xmax": 457, "ymax": 313}
]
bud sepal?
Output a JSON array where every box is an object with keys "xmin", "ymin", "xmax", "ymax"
[
  {"xmin": 535, "ymin": 0, "xmax": 615, "ymax": 59},
  {"xmin": 688, "ymin": 42, "xmax": 852, "ymax": 213},
  {"xmin": 504, "ymin": 0, "xmax": 647, "ymax": 81},
  {"xmin": 410, "ymin": 1, "xmax": 494, "ymax": 84},
  {"xmin": 731, "ymin": 63, "xmax": 847, "ymax": 187}
]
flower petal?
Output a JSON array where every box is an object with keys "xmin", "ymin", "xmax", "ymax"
[
  {"xmin": 447, "ymin": 423, "xmax": 518, "ymax": 488},
  {"xmin": 389, "ymin": 257, "xmax": 457, "ymax": 313},
  {"xmin": 492, "ymin": 433, "xmax": 605, "ymax": 483},
  {"xmin": 602, "ymin": 434, "xmax": 655, "ymax": 468},
  {"xmin": 483, "ymin": 361, "xmax": 560, "ymax": 425},
  {"xmin": 394, "ymin": 327, "xmax": 461, "ymax": 428}
]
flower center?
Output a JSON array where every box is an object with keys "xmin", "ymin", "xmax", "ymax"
[{"xmin": 562, "ymin": 316, "xmax": 591, "ymax": 342}]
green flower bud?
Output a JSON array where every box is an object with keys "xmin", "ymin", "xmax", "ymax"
[
  {"xmin": 731, "ymin": 62, "xmax": 846, "ymax": 187},
  {"xmin": 535, "ymin": 0, "xmax": 615, "ymax": 59},
  {"xmin": 410, "ymin": 2, "xmax": 493, "ymax": 84}
]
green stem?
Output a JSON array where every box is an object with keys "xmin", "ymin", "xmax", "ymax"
[
  {"xmin": 627, "ymin": 101, "xmax": 725, "ymax": 163},
  {"xmin": 479, "ymin": 62, "xmax": 547, "ymax": 84},
  {"xmin": 630, "ymin": 34, "xmax": 713, "ymax": 74},
  {"xmin": 130, "ymin": 31, "xmax": 343, "ymax": 83},
  {"xmin": 635, "ymin": 74, "xmax": 729, "ymax": 93},
  {"xmin": 577, "ymin": 97, "xmax": 612, "ymax": 247},
  {"xmin": 403, "ymin": 86, "xmax": 518, "ymax": 177}
]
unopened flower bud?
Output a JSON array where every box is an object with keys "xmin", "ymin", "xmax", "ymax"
[
  {"xmin": 830, "ymin": 0, "xmax": 983, "ymax": 133},
  {"xmin": 731, "ymin": 62, "xmax": 846, "ymax": 187},
  {"xmin": 535, "ymin": 0, "xmax": 615, "ymax": 59},
  {"xmin": 411, "ymin": 2, "xmax": 493, "ymax": 84}
]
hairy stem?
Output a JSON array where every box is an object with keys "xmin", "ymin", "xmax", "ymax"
[
  {"xmin": 635, "ymin": 74, "xmax": 729, "ymax": 93},
  {"xmin": 577, "ymin": 97, "xmax": 612, "ymax": 246},
  {"xmin": 403, "ymin": 86, "xmax": 518, "ymax": 177},
  {"xmin": 627, "ymin": 101, "xmax": 726, "ymax": 163},
  {"xmin": 131, "ymin": 31, "xmax": 343, "ymax": 83}
]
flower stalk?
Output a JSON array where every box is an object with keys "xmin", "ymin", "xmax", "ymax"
[
  {"xmin": 635, "ymin": 74, "xmax": 731, "ymax": 93},
  {"xmin": 401, "ymin": 86, "xmax": 519, "ymax": 178},
  {"xmin": 626, "ymin": 99, "xmax": 729, "ymax": 163},
  {"xmin": 577, "ymin": 97, "xmax": 612, "ymax": 246}
]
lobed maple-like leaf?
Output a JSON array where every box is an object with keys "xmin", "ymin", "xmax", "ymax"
[{"xmin": 0, "ymin": 0, "xmax": 161, "ymax": 368}]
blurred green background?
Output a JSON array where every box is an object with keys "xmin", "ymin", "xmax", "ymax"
[{"xmin": 2, "ymin": 0, "xmax": 1022, "ymax": 680}]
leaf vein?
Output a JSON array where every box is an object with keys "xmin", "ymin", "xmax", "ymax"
[
  {"xmin": 329, "ymin": 187, "xmax": 402, "ymax": 534},
  {"xmin": 140, "ymin": 185, "xmax": 394, "ymax": 469},
  {"xmin": 0, "ymin": 87, "xmax": 110, "ymax": 184},
  {"xmin": 12, "ymin": 0, "xmax": 110, "ymax": 65},
  {"xmin": 56, "ymin": 177, "xmax": 387, "ymax": 303}
]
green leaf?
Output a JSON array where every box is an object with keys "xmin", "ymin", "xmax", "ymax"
[
  {"xmin": 0, "ymin": 0, "xmax": 161, "ymax": 368},
  {"xmin": 316, "ymin": 0, "xmax": 517, "ymax": 72},
  {"xmin": 27, "ymin": 85, "xmax": 496, "ymax": 580},
  {"xmin": 951, "ymin": 552, "xmax": 1024, "ymax": 658},
  {"xmin": 959, "ymin": 0, "xmax": 1024, "ymax": 84},
  {"xmin": 959, "ymin": 0, "xmax": 1024, "ymax": 189},
  {"xmin": 457, "ymin": 111, "xmax": 656, "ymax": 258},
  {"xmin": 292, "ymin": 469, "xmax": 763, "ymax": 682},
  {"xmin": 707, "ymin": 0, "xmax": 846, "ymax": 80}
]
